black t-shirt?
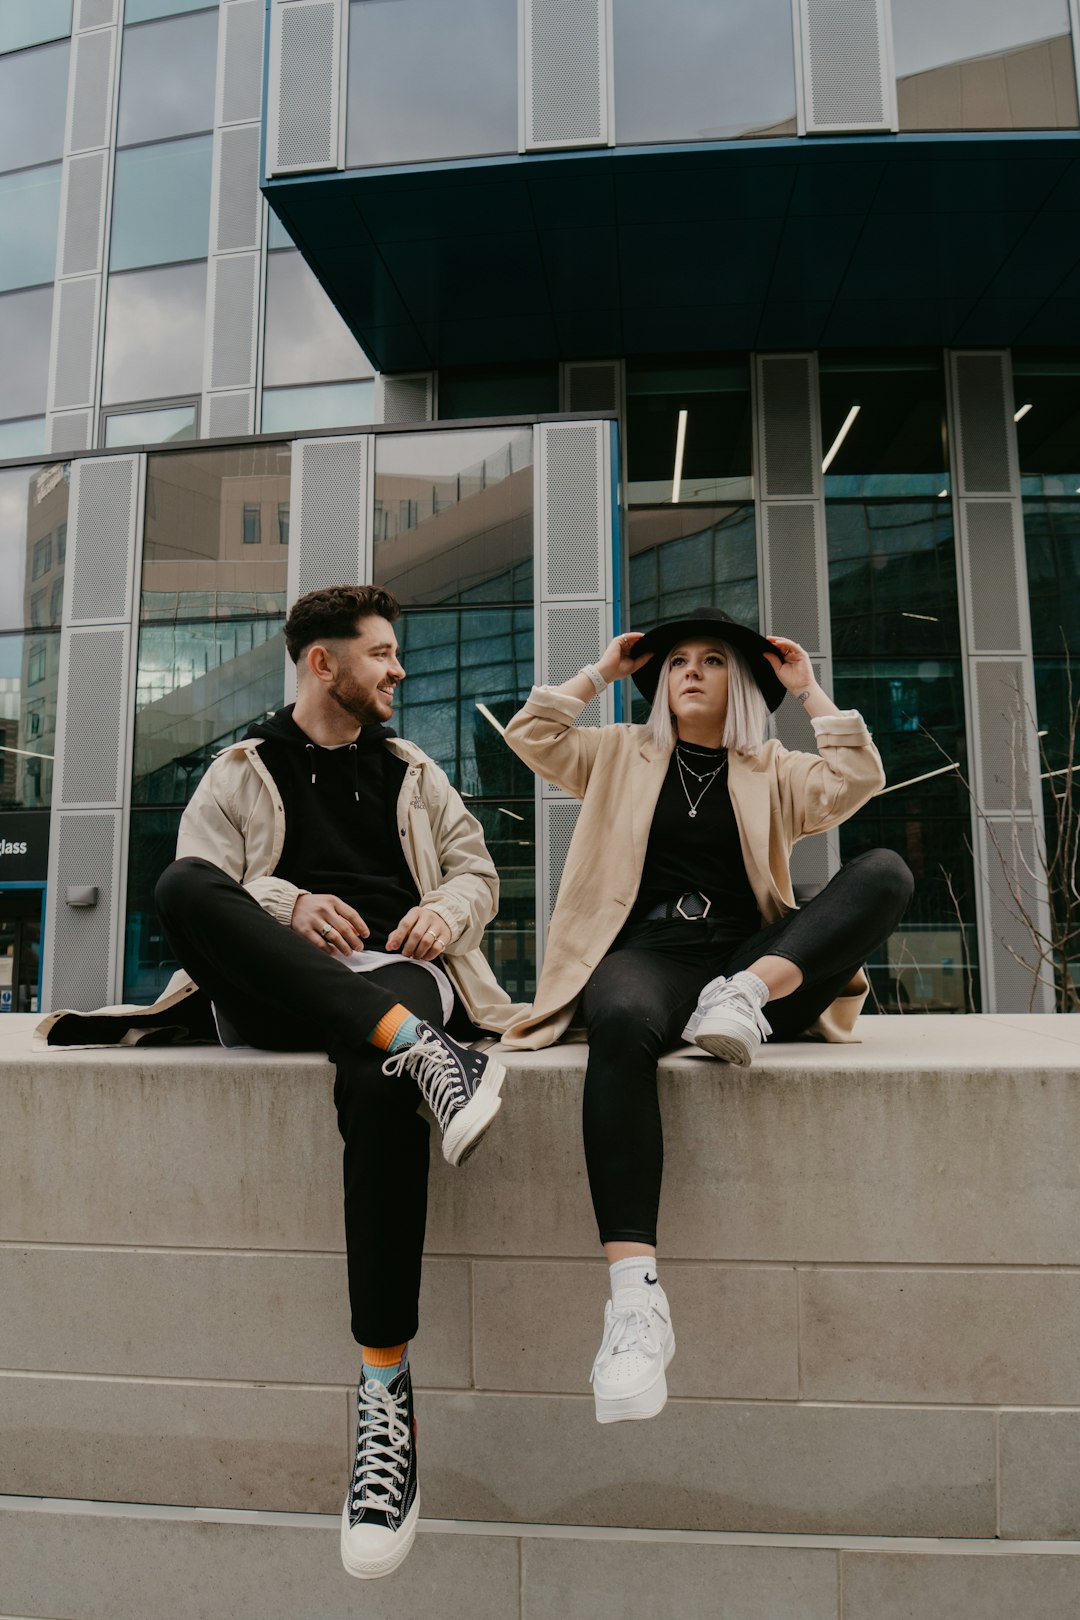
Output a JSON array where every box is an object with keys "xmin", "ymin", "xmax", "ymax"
[
  {"xmin": 629, "ymin": 741, "xmax": 759, "ymax": 930},
  {"xmin": 251, "ymin": 711, "xmax": 420, "ymax": 951}
]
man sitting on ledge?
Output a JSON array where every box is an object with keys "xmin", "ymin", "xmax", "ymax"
[{"xmin": 39, "ymin": 583, "xmax": 524, "ymax": 1583}]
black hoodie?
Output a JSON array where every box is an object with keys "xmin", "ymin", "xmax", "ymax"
[{"xmin": 244, "ymin": 705, "xmax": 420, "ymax": 951}]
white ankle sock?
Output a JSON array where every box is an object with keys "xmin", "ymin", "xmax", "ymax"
[
  {"xmin": 731, "ymin": 969, "xmax": 770, "ymax": 1006},
  {"xmin": 609, "ymin": 1257, "xmax": 660, "ymax": 1296}
]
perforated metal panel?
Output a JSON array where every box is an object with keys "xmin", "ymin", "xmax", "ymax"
[
  {"xmin": 378, "ymin": 374, "xmax": 432, "ymax": 424},
  {"xmin": 67, "ymin": 457, "xmax": 138, "ymax": 624},
  {"xmin": 757, "ymin": 356, "xmax": 818, "ymax": 499},
  {"xmin": 539, "ymin": 422, "xmax": 606, "ymax": 598},
  {"xmin": 215, "ymin": 126, "xmax": 262, "ymax": 253},
  {"xmin": 76, "ymin": 0, "xmax": 116, "ymax": 27},
  {"xmin": 267, "ymin": 0, "xmax": 341, "ymax": 174},
  {"xmin": 68, "ymin": 27, "xmax": 114, "ymax": 153},
  {"xmin": 289, "ymin": 435, "xmax": 372, "ymax": 602},
  {"xmin": 977, "ymin": 820, "xmax": 1055, "ymax": 1014},
  {"xmin": 206, "ymin": 390, "xmax": 254, "ymax": 439},
  {"xmin": 798, "ymin": 0, "xmax": 895, "ymax": 133},
  {"xmin": 763, "ymin": 504, "xmax": 824, "ymax": 654},
  {"xmin": 789, "ymin": 826, "xmax": 836, "ymax": 900},
  {"xmin": 52, "ymin": 277, "xmax": 99, "ymax": 410},
  {"xmin": 540, "ymin": 795, "xmax": 582, "ymax": 925},
  {"xmin": 563, "ymin": 361, "xmax": 619, "ymax": 414},
  {"xmin": 60, "ymin": 150, "xmax": 107, "ymax": 277},
  {"xmin": 539, "ymin": 602, "xmax": 608, "ymax": 728},
  {"xmin": 48, "ymin": 411, "xmax": 93, "ymax": 454},
  {"xmin": 221, "ymin": 0, "xmax": 265, "ymax": 125},
  {"xmin": 207, "ymin": 252, "xmax": 259, "ymax": 391},
  {"xmin": 972, "ymin": 659, "xmax": 1032, "ymax": 816},
  {"xmin": 525, "ymin": 0, "xmax": 609, "ymax": 149},
  {"xmin": 952, "ymin": 353, "xmax": 1013, "ymax": 495},
  {"xmin": 58, "ymin": 628, "xmax": 128, "ymax": 807},
  {"xmin": 44, "ymin": 811, "xmax": 119, "ymax": 1013},
  {"xmin": 964, "ymin": 502, "xmax": 1024, "ymax": 653}
]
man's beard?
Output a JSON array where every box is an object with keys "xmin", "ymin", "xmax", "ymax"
[{"xmin": 328, "ymin": 671, "xmax": 390, "ymax": 726}]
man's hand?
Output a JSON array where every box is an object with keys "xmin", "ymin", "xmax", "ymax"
[
  {"xmin": 291, "ymin": 892, "xmax": 369, "ymax": 956},
  {"xmin": 387, "ymin": 905, "xmax": 451, "ymax": 961}
]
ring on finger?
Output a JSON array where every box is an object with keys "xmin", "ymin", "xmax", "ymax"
[{"xmin": 320, "ymin": 924, "xmax": 333, "ymax": 940}]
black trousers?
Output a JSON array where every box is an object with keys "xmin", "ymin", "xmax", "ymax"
[
  {"xmin": 155, "ymin": 856, "xmax": 445, "ymax": 1348},
  {"xmin": 580, "ymin": 848, "xmax": 914, "ymax": 1246}
]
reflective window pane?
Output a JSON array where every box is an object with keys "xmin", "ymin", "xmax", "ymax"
[
  {"xmin": 126, "ymin": 0, "xmax": 217, "ymax": 21},
  {"xmin": 0, "ymin": 418, "xmax": 46, "ymax": 459},
  {"xmin": 0, "ymin": 286, "xmax": 53, "ymax": 421},
  {"xmin": 0, "ymin": 39, "xmax": 68, "ymax": 173},
  {"xmin": 614, "ymin": 0, "xmax": 797, "ymax": 143},
  {"xmin": 266, "ymin": 211, "xmax": 293, "ymax": 251},
  {"xmin": 117, "ymin": 10, "xmax": 217, "ymax": 146},
  {"xmin": 0, "ymin": 630, "xmax": 59, "ymax": 808},
  {"xmin": 628, "ymin": 504, "xmax": 758, "ymax": 630},
  {"xmin": 0, "ymin": 1, "xmax": 72, "ymax": 55},
  {"xmin": 820, "ymin": 356, "xmax": 949, "ymax": 499},
  {"xmin": 373, "ymin": 428, "xmax": 533, "ymax": 605},
  {"xmin": 102, "ymin": 261, "xmax": 206, "ymax": 405},
  {"xmin": 103, "ymin": 403, "xmax": 197, "ymax": 447},
  {"xmin": 827, "ymin": 501, "xmax": 960, "ymax": 658},
  {"xmin": 0, "ymin": 462, "xmax": 68, "ymax": 633},
  {"xmin": 346, "ymin": 0, "xmax": 517, "ymax": 167},
  {"xmin": 894, "ymin": 0, "xmax": 1078, "ymax": 130},
  {"xmin": 110, "ymin": 137, "xmax": 212, "ymax": 271},
  {"xmin": 0, "ymin": 165, "xmax": 61, "ymax": 293},
  {"xmin": 627, "ymin": 360, "xmax": 753, "ymax": 504},
  {"xmin": 438, "ymin": 364, "xmax": 559, "ymax": 421},
  {"xmin": 261, "ymin": 381, "xmax": 375, "ymax": 434},
  {"xmin": 262, "ymin": 250, "xmax": 374, "ymax": 386}
]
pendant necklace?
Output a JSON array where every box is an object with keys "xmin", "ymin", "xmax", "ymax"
[{"xmin": 675, "ymin": 744, "xmax": 726, "ymax": 818}]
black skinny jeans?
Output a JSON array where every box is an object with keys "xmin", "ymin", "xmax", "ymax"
[
  {"xmin": 155, "ymin": 856, "xmax": 447, "ymax": 1348},
  {"xmin": 580, "ymin": 847, "xmax": 914, "ymax": 1246}
]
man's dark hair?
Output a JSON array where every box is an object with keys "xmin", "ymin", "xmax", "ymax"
[{"xmin": 284, "ymin": 584, "xmax": 401, "ymax": 665}]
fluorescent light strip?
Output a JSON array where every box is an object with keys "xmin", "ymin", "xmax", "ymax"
[
  {"xmin": 1014, "ymin": 403, "xmax": 1033, "ymax": 422},
  {"xmin": 821, "ymin": 404, "xmax": 860, "ymax": 473},
  {"xmin": 671, "ymin": 409, "xmax": 688, "ymax": 503},
  {"xmin": 0, "ymin": 742, "xmax": 55, "ymax": 760},
  {"xmin": 474, "ymin": 701, "xmax": 505, "ymax": 737}
]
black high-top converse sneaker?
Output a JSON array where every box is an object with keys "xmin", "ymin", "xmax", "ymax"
[
  {"xmin": 340, "ymin": 1364, "xmax": 419, "ymax": 1580},
  {"xmin": 380, "ymin": 1023, "xmax": 505, "ymax": 1166}
]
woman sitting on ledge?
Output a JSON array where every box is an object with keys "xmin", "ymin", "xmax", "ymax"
[{"xmin": 500, "ymin": 607, "xmax": 912, "ymax": 1428}]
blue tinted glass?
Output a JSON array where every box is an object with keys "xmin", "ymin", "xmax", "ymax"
[
  {"xmin": 117, "ymin": 9, "xmax": 217, "ymax": 146},
  {"xmin": 0, "ymin": 0, "xmax": 72, "ymax": 55},
  {"xmin": 0, "ymin": 417, "xmax": 45, "ymax": 458},
  {"xmin": 347, "ymin": 0, "xmax": 517, "ymax": 167},
  {"xmin": 126, "ymin": 0, "xmax": 217, "ymax": 21},
  {"xmin": 0, "ymin": 39, "xmax": 69, "ymax": 173},
  {"xmin": 261, "ymin": 382, "xmax": 376, "ymax": 433},
  {"xmin": 102, "ymin": 261, "xmax": 206, "ymax": 405},
  {"xmin": 266, "ymin": 212, "xmax": 293, "ymax": 251},
  {"xmin": 104, "ymin": 404, "xmax": 197, "ymax": 447},
  {"xmin": 110, "ymin": 137, "xmax": 212, "ymax": 271},
  {"xmin": 0, "ymin": 286, "xmax": 53, "ymax": 420},
  {"xmin": 0, "ymin": 165, "xmax": 61, "ymax": 292}
]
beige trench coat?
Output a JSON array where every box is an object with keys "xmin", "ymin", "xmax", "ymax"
[
  {"xmin": 36, "ymin": 733, "xmax": 526, "ymax": 1048},
  {"xmin": 500, "ymin": 687, "xmax": 887, "ymax": 1050}
]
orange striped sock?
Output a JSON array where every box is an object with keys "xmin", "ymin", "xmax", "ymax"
[
  {"xmin": 367, "ymin": 1005, "xmax": 420, "ymax": 1052},
  {"xmin": 361, "ymin": 1342, "xmax": 409, "ymax": 1387}
]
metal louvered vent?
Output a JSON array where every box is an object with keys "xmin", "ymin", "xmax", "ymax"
[
  {"xmin": 209, "ymin": 254, "xmax": 258, "ymax": 390},
  {"xmin": 216, "ymin": 126, "xmax": 262, "ymax": 252},
  {"xmin": 294, "ymin": 438, "xmax": 368, "ymax": 598},
  {"xmin": 764, "ymin": 505, "xmax": 822, "ymax": 651},
  {"xmin": 61, "ymin": 151, "xmax": 107, "ymax": 277},
  {"xmin": 221, "ymin": 0, "xmax": 265, "ymax": 124},
  {"xmin": 49, "ymin": 813, "xmax": 118, "ymax": 1013},
  {"xmin": 53, "ymin": 278, "xmax": 98, "ymax": 410},
  {"xmin": 272, "ymin": 0, "xmax": 339, "ymax": 172},
  {"xmin": 527, "ymin": 0, "xmax": 606, "ymax": 147},
  {"xmin": 380, "ymin": 376, "xmax": 431, "ymax": 424},
  {"xmin": 759, "ymin": 357, "xmax": 816, "ymax": 497},
  {"xmin": 69, "ymin": 459, "xmax": 136, "ymax": 622},
  {"xmin": 543, "ymin": 425, "xmax": 603, "ymax": 597},
  {"xmin": 973, "ymin": 659, "xmax": 1029, "ymax": 815},
  {"xmin": 49, "ymin": 412, "xmax": 93, "ymax": 455},
  {"xmin": 801, "ymin": 0, "xmax": 890, "ymax": 131},
  {"xmin": 69, "ymin": 28, "xmax": 113, "ymax": 152},
  {"xmin": 965, "ymin": 503, "xmax": 1023, "ymax": 652},
  {"xmin": 206, "ymin": 391, "xmax": 254, "ymax": 439},
  {"xmin": 565, "ymin": 363, "xmax": 618, "ymax": 414},
  {"xmin": 954, "ymin": 354, "xmax": 1012, "ymax": 494},
  {"xmin": 543, "ymin": 797, "xmax": 582, "ymax": 917},
  {"xmin": 60, "ymin": 630, "xmax": 127, "ymax": 806}
]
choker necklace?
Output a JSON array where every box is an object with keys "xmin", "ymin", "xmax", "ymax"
[{"xmin": 675, "ymin": 744, "xmax": 726, "ymax": 818}]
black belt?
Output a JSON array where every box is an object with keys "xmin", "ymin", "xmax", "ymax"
[{"xmin": 641, "ymin": 891, "xmax": 712, "ymax": 922}]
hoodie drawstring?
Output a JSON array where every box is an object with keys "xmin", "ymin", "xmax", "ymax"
[
  {"xmin": 349, "ymin": 742, "xmax": 359, "ymax": 802},
  {"xmin": 306, "ymin": 742, "xmax": 315, "ymax": 785}
]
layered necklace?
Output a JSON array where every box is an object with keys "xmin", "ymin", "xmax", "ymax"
[{"xmin": 675, "ymin": 741, "xmax": 727, "ymax": 819}]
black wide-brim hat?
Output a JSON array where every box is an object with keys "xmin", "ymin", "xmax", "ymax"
[{"xmin": 631, "ymin": 606, "xmax": 787, "ymax": 713}]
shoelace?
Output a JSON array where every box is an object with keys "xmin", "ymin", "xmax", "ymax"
[
  {"xmin": 381, "ymin": 1031, "xmax": 465, "ymax": 1131},
  {"xmin": 698, "ymin": 979, "xmax": 773, "ymax": 1039},
  {"xmin": 351, "ymin": 1381, "xmax": 410, "ymax": 1513},
  {"xmin": 589, "ymin": 1302, "xmax": 661, "ymax": 1384}
]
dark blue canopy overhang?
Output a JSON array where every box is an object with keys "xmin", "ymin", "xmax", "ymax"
[{"xmin": 263, "ymin": 132, "xmax": 1080, "ymax": 373}]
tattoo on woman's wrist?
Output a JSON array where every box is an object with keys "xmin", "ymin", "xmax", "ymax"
[{"xmin": 796, "ymin": 688, "xmax": 811, "ymax": 705}]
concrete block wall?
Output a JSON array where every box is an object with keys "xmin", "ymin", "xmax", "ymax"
[{"xmin": 3, "ymin": 1013, "xmax": 1080, "ymax": 1618}]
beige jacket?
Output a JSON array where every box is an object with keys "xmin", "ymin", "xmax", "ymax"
[
  {"xmin": 500, "ymin": 687, "xmax": 887, "ymax": 1049},
  {"xmin": 37, "ymin": 734, "xmax": 526, "ymax": 1047}
]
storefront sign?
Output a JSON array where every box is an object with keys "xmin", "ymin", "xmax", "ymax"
[{"xmin": 0, "ymin": 811, "xmax": 50, "ymax": 882}]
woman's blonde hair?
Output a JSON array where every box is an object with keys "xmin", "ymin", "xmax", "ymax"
[{"xmin": 644, "ymin": 639, "xmax": 768, "ymax": 755}]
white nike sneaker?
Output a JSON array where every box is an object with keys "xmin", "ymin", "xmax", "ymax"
[
  {"xmin": 682, "ymin": 973, "xmax": 772, "ymax": 1065},
  {"xmin": 589, "ymin": 1282, "xmax": 675, "ymax": 1423}
]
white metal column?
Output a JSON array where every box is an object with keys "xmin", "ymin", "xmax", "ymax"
[
  {"xmin": 284, "ymin": 433, "xmax": 375, "ymax": 695},
  {"xmin": 521, "ymin": 0, "xmax": 613, "ymax": 150},
  {"xmin": 794, "ymin": 0, "xmax": 898, "ymax": 135}
]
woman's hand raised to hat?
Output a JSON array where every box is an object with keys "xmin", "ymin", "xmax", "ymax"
[
  {"xmin": 596, "ymin": 632, "xmax": 653, "ymax": 684},
  {"xmin": 763, "ymin": 635, "xmax": 814, "ymax": 693}
]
